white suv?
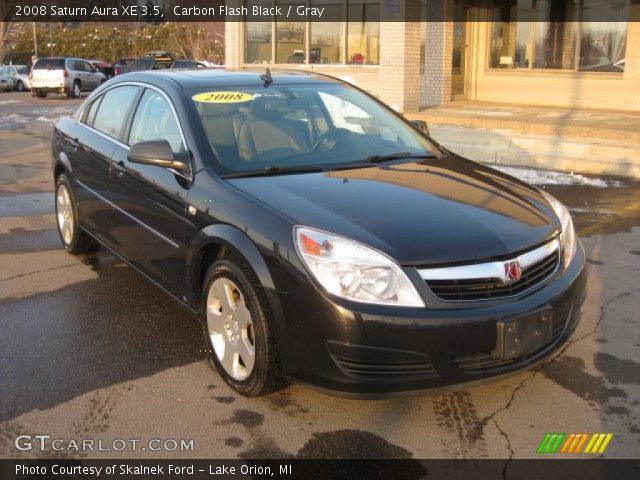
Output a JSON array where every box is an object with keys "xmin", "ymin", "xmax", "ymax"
[{"xmin": 31, "ymin": 57, "xmax": 105, "ymax": 98}]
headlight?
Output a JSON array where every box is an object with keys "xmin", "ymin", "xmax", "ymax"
[
  {"xmin": 294, "ymin": 227, "xmax": 425, "ymax": 307},
  {"xmin": 543, "ymin": 191, "xmax": 577, "ymax": 268}
]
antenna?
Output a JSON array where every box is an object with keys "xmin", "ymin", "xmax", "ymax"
[{"xmin": 260, "ymin": 68, "xmax": 273, "ymax": 85}]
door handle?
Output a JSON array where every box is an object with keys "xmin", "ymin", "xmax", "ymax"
[
  {"xmin": 114, "ymin": 160, "xmax": 126, "ymax": 176},
  {"xmin": 68, "ymin": 137, "xmax": 80, "ymax": 150}
]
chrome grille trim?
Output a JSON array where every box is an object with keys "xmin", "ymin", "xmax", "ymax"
[
  {"xmin": 418, "ymin": 238, "xmax": 559, "ymax": 283},
  {"xmin": 418, "ymin": 238, "xmax": 561, "ymax": 301}
]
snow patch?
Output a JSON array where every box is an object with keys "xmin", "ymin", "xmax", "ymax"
[
  {"xmin": 492, "ymin": 166, "xmax": 621, "ymax": 188},
  {"xmin": 0, "ymin": 100, "xmax": 19, "ymax": 105},
  {"xmin": 35, "ymin": 116, "xmax": 58, "ymax": 124}
]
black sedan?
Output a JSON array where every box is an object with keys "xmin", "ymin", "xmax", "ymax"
[{"xmin": 51, "ymin": 69, "xmax": 586, "ymax": 397}]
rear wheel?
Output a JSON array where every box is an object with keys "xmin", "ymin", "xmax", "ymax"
[
  {"xmin": 202, "ymin": 258, "xmax": 285, "ymax": 396},
  {"xmin": 67, "ymin": 81, "xmax": 81, "ymax": 98},
  {"xmin": 55, "ymin": 174, "xmax": 99, "ymax": 255},
  {"xmin": 16, "ymin": 81, "xmax": 25, "ymax": 92}
]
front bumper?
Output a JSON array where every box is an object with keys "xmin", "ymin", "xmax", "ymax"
[{"xmin": 276, "ymin": 242, "xmax": 587, "ymax": 398}]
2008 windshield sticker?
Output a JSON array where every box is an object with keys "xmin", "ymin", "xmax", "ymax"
[{"xmin": 192, "ymin": 92, "xmax": 253, "ymax": 103}]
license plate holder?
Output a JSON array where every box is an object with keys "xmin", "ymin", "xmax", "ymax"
[{"xmin": 493, "ymin": 308, "xmax": 553, "ymax": 361}]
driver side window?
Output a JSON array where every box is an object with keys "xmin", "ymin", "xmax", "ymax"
[{"xmin": 128, "ymin": 89, "xmax": 185, "ymax": 154}]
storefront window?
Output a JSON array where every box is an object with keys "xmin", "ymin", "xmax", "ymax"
[
  {"xmin": 579, "ymin": 0, "xmax": 628, "ymax": 72},
  {"xmin": 347, "ymin": 0, "xmax": 380, "ymax": 64},
  {"xmin": 489, "ymin": 0, "xmax": 628, "ymax": 72},
  {"xmin": 310, "ymin": 1, "xmax": 344, "ymax": 64},
  {"xmin": 533, "ymin": 0, "xmax": 577, "ymax": 69},
  {"xmin": 489, "ymin": 0, "xmax": 533, "ymax": 69},
  {"xmin": 276, "ymin": 0, "xmax": 306, "ymax": 63},
  {"xmin": 243, "ymin": 0, "xmax": 380, "ymax": 66},
  {"xmin": 245, "ymin": 4, "xmax": 272, "ymax": 65}
]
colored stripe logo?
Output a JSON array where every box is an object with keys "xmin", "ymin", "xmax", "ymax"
[{"xmin": 537, "ymin": 433, "xmax": 613, "ymax": 454}]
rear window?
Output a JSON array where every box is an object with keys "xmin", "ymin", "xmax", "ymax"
[
  {"xmin": 92, "ymin": 86, "xmax": 140, "ymax": 140},
  {"xmin": 17, "ymin": 66, "xmax": 27, "ymax": 74},
  {"xmin": 33, "ymin": 58, "xmax": 65, "ymax": 70}
]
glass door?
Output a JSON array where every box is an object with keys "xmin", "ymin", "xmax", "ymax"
[{"xmin": 452, "ymin": 2, "xmax": 471, "ymax": 99}]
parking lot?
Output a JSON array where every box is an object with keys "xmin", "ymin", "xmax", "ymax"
[{"xmin": 0, "ymin": 91, "xmax": 639, "ymax": 460}]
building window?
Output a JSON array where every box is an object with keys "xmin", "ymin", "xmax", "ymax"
[
  {"xmin": 311, "ymin": 0, "xmax": 344, "ymax": 64},
  {"xmin": 276, "ymin": 0, "xmax": 306, "ymax": 63},
  {"xmin": 489, "ymin": 0, "xmax": 628, "ymax": 72},
  {"xmin": 243, "ymin": 0, "xmax": 379, "ymax": 65},
  {"xmin": 245, "ymin": 19, "xmax": 272, "ymax": 63},
  {"xmin": 579, "ymin": 0, "xmax": 628, "ymax": 72},
  {"xmin": 347, "ymin": 0, "xmax": 380, "ymax": 64},
  {"xmin": 532, "ymin": 0, "xmax": 578, "ymax": 69}
]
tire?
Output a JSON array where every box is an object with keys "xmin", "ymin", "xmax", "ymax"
[
  {"xmin": 202, "ymin": 257, "xmax": 286, "ymax": 396},
  {"xmin": 17, "ymin": 81, "xmax": 25, "ymax": 92},
  {"xmin": 35, "ymin": 90, "xmax": 47, "ymax": 98},
  {"xmin": 55, "ymin": 174, "xmax": 99, "ymax": 255},
  {"xmin": 68, "ymin": 81, "xmax": 81, "ymax": 98}
]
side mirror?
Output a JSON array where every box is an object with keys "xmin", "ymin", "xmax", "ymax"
[
  {"xmin": 410, "ymin": 119, "xmax": 430, "ymax": 137},
  {"xmin": 128, "ymin": 140, "xmax": 187, "ymax": 172}
]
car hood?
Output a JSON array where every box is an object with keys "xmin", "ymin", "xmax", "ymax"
[{"xmin": 227, "ymin": 156, "xmax": 559, "ymax": 266}]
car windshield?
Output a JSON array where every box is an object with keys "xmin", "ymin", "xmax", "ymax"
[{"xmin": 189, "ymin": 82, "xmax": 439, "ymax": 173}]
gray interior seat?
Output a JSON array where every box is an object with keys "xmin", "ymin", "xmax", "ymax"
[
  {"xmin": 237, "ymin": 96, "xmax": 310, "ymax": 164},
  {"xmin": 197, "ymin": 102, "xmax": 244, "ymax": 163}
]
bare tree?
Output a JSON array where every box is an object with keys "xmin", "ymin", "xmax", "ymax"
[{"xmin": 0, "ymin": 0, "xmax": 15, "ymax": 61}]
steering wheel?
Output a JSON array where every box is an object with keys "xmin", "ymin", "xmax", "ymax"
[{"xmin": 311, "ymin": 128, "xmax": 349, "ymax": 152}]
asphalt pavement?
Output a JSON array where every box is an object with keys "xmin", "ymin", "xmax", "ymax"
[{"xmin": 0, "ymin": 91, "xmax": 639, "ymax": 461}]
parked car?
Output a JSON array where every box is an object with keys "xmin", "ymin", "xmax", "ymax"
[
  {"xmin": 88, "ymin": 60, "xmax": 115, "ymax": 80},
  {"xmin": 169, "ymin": 59, "xmax": 208, "ymax": 69},
  {"xmin": 0, "ymin": 74, "xmax": 14, "ymax": 91},
  {"xmin": 0, "ymin": 64, "xmax": 31, "ymax": 91},
  {"xmin": 112, "ymin": 57, "xmax": 134, "ymax": 76},
  {"xmin": 116, "ymin": 51, "xmax": 174, "ymax": 75},
  {"xmin": 51, "ymin": 69, "xmax": 586, "ymax": 397},
  {"xmin": 30, "ymin": 57, "xmax": 106, "ymax": 98}
]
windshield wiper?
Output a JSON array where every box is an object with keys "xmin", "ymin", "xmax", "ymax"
[
  {"xmin": 221, "ymin": 165, "xmax": 324, "ymax": 179},
  {"xmin": 359, "ymin": 152, "xmax": 436, "ymax": 164}
]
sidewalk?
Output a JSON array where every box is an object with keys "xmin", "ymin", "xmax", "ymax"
[{"xmin": 407, "ymin": 101, "xmax": 640, "ymax": 178}]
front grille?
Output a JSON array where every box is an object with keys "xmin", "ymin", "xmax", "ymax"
[
  {"xmin": 426, "ymin": 251, "xmax": 559, "ymax": 301},
  {"xmin": 334, "ymin": 357, "xmax": 438, "ymax": 381}
]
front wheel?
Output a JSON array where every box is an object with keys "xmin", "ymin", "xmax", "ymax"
[
  {"xmin": 17, "ymin": 81, "xmax": 25, "ymax": 92},
  {"xmin": 55, "ymin": 174, "xmax": 99, "ymax": 255},
  {"xmin": 202, "ymin": 258, "xmax": 286, "ymax": 396},
  {"xmin": 67, "ymin": 81, "xmax": 81, "ymax": 98}
]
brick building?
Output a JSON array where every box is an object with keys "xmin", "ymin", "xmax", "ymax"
[{"xmin": 225, "ymin": 0, "xmax": 639, "ymax": 112}]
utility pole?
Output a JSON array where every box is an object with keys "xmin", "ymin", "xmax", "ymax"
[{"xmin": 32, "ymin": 22, "xmax": 38, "ymax": 57}]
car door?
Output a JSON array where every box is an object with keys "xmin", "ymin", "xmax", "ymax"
[
  {"xmin": 83, "ymin": 61, "xmax": 100, "ymax": 89},
  {"xmin": 77, "ymin": 60, "xmax": 92, "ymax": 90},
  {"xmin": 108, "ymin": 87, "xmax": 191, "ymax": 299},
  {"xmin": 71, "ymin": 85, "xmax": 140, "ymax": 245},
  {"xmin": 6, "ymin": 66, "xmax": 16, "ymax": 82}
]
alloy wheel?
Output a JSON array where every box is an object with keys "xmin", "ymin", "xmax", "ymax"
[
  {"xmin": 206, "ymin": 277, "xmax": 255, "ymax": 381},
  {"xmin": 56, "ymin": 184, "xmax": 74, "ymax": 246}
]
